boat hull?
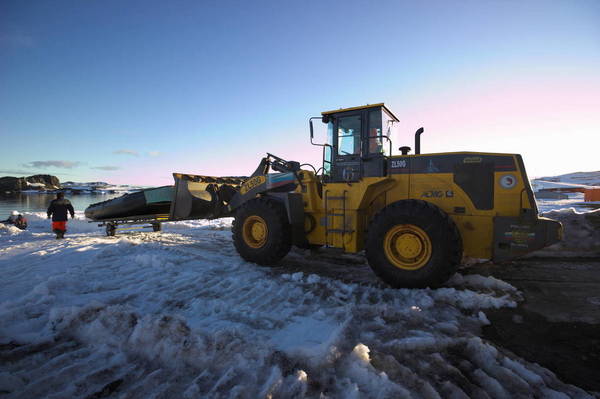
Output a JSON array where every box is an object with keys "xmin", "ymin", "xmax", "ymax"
[{"xmin": 85, "ymin": 186, "xmax": 174, "ymax": 220}]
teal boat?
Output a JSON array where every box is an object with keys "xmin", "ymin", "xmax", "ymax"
[{"xmin": 85, "ymin": 186, "xmax": 174, "ymax": 220}]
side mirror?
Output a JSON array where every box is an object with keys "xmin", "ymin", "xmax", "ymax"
[{"xmin": 309, "ymin": 116, "xmax": 323, "ymax": 144}]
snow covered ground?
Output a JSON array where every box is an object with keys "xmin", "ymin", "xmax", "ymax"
[
  {"xmin": 0, "ymin": 214, "xmax": 595, "ymax": 398},
  {"xmin": 535, "ymin": 192, "xmax": 595, "ymax": 214},
  {"xmin": 535, "ymin": 208, "xmax": 600, "ymax": 257}
]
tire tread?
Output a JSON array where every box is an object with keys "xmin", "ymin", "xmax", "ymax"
[{"xmin": 232, "ymin": 197, "xmax": 292, "ymax": 265}]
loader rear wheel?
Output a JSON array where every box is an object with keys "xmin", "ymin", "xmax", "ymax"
[
  {"xmin": 366, "ymin": 200, "xmax": 462, "ymax": 288},
  {"xmin": 233, "ymin": 198, "xmax": 291, "ymax": 265}
]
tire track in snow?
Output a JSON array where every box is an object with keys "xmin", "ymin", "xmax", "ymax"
[{"xmin": 0, "ymin": 220, "xmax": 594, "ymax": 398}]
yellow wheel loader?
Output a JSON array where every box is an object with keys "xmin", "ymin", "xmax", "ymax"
[{"xmin": 170, "ymin": 103, "xmax": 562, "ymax": 288}]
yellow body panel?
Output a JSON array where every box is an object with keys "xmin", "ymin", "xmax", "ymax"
[
  {"xmin": 240, "ymin": 175, "xmax": 266, "ymax": 195},
  {"xmin": 295, "ymin": 152, "xmax": 536, "ymax": 260}
]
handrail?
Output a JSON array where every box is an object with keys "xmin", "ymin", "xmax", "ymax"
[
  {"xmin": 321, "ymin": 144, "xmax": 333, "ymax": 178},
  {"xmin": 342, "ymin": 190, "xmax": 347, "ymax": 251},
  {"xmin": 366, "ymin": 134, "xmax": 393, "ymax": 157},
  {"xmin": 309, "ymin": 116, "xmax": 325, "ymax": 146},
  {"xmin": 324, "ymin": 189, "xmax": 329, "ymax": 247}
]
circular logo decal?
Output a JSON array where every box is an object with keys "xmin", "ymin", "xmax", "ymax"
[{"xmin": 500, "ymin": 174, "xmax": 517, "ymax": 189}]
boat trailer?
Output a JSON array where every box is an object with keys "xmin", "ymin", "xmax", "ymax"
[{"xmin": 94, "ymin": 213, "xmax": 170, "ymax": 236}]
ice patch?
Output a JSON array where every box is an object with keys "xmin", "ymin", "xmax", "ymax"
[
  {"xmin": 432, "ymin": 287, "xmax": 517, "ymax": 309},
  {"xmin": 478, "ymin": 311, "xmax": 491, "ymax": 325},
  {"xmin": 0, "ymin": 223, "xmax": 26, "ymax": 235},
  {"xmin": 270, "ymin": 316, "xmax": 347, "ymax": 365},
  {"xmin": 351, "ymin": 343, "xmax": 370, "ymax": 364},
  {"xmin": 448, "ymin": 273, "xmax": 518, "ymax": 292}
]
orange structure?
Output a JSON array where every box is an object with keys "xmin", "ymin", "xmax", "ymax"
[{"xmin": 584, "ymin": 188, "xmax": 600, "ymax": 202}]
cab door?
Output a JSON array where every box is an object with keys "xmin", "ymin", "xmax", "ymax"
[
  {"xmin": 331, "ymin": 112, "xmax": 363, "ymax": 182},
  {"xmin": 362, "ymin": 108, "xmax": 387, "ymax": 178}
]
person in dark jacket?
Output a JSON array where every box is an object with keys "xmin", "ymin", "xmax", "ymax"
[{"xmin": 47, "ymin": 192, "xmax": 75, "ymax": 239}]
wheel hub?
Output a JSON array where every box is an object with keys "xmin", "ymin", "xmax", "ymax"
[
  {"xmin": 242, "ymin": 216, "xmax": 268, "ymax": 248},
  {"xmin": 384, "ymin": 224, "xmax": 432, "ymax": 270},
  {"xmin": 395, "ymin": 232, "xmax": 423, "ymax": 258}
]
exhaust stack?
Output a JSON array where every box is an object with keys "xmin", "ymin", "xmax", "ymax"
[{"xmin": 414, "ymin": 127, "xmax": 424, "ymax": 155}]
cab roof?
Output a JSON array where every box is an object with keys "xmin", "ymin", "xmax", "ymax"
[{"xmin": 321, "ymin": 103, "xmax": 399, "ymax": 122}]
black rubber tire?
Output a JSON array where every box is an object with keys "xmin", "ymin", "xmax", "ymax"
[
  {"xmin": 365, "ymin": 200, "xmax": 462, "ymax": 288},
  {"xmin": 232, "ymin": 197, "xmax": 292, "ymax": 265},
  {"xmin": 152, "ymin": 223, "xmax": 161, "ymax": 232}
]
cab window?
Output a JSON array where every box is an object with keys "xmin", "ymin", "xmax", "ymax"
[
  {"xmin": 337, "ymin": 115, "xmax": 361, "ymax": 155},
  {"xmin": 368, "ymin": 110, "xmax": 383, "ymax": 154},
  {"xmin": 368, "ymin": 109, "xmax": 395, "ymax": 156}
]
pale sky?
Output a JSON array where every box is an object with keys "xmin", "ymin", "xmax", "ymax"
[{"xmin": 1, "ymin": 0, "xmax": 598, "ymax": 184}]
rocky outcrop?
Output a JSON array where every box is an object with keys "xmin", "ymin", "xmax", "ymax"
[
  {"xmin": 0, "ymin": 177, "xmax": 25, "ymax": 192},
  {"xmin": 0, "ymin": 175, "xmax": 60, "ymax": 192},
  {"xmin": 26, "ymin": 174, "xmax": 60, "ymax": 189}
]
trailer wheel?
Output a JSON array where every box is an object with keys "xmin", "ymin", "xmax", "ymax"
[
  {"xmin": 233, "ymin": 198, "xmax": 291, "ymax": 265},
  {"xmin": 366, "ymin": 200, "xmax": 462, "ymax": 288},
  {"xmin": 106, "ymin": 224, "xmax": 116, "ymax": 237},
  {"xmin": 152, "ymin": 223, "xmax": 161, "ymax": 232}
]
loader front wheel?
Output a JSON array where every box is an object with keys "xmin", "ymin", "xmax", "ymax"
[
  {"xmin": 366, "ymin": 200, "xmax": 462, "ymax": 288},
  {"xmin": 233, "ymin": 198, "xmax": 291, "ymax": 265}
]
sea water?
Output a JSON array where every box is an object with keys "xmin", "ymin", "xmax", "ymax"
[{"xmin": 0, "ymin": 192, "xmax": 123, "ymax": 217}]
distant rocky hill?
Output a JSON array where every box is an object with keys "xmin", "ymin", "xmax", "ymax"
[
  {"xmin": 62, "ymin": 181, "xmax": 109, "ymax": 187},
  {"xmin": 0, "ymin": 175, "xmax": 145, "ymax": 194},
  {"xmin": 535, "ymin": 171, "xmax": 600, "ymax": 186},
  {"xmin": 0, "ymin": 175, "xmax": 60, "ymax": 192}
]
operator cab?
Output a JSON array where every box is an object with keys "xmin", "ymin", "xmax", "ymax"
[{"xmin": 311, "ymin": 103, "xmax": 399, "ymax": 183}]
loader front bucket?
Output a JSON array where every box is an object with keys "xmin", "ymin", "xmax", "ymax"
[{"xmin": 169, "ymin": 173, "xmax": 246, "ymax": 220}]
